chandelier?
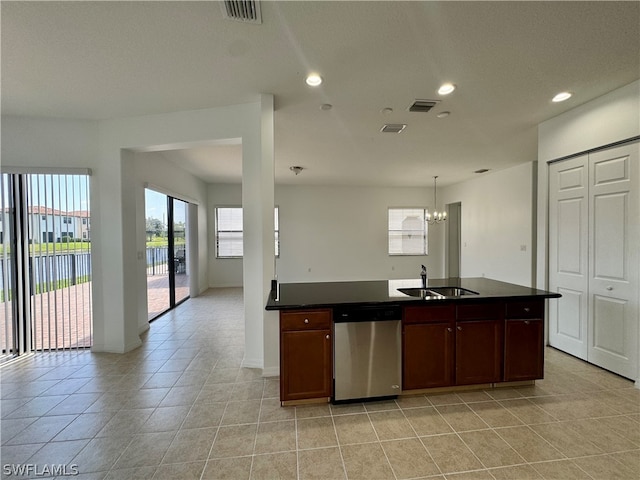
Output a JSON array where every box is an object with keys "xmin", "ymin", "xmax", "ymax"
[{"xmin": 425, "ymin": 176, "xmax": 447, "ymax": 224}]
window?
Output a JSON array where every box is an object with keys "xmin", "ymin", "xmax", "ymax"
[
  {"xmin": 216, "ymin": 207, "xmax": 243, "ymax": 258},
  {"xmin": 215, "ymin": 206, "xmax": 280, "ymax": 258},
  {"xmin": 62, "ymin": 216, "xmax": 72, "ymax": 224},
  {"xmin": 388, "ymin": 208, "xmax": 428, "ymax": 255}
]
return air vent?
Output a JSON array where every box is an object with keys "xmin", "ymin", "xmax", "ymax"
[
  {"xmin": 408, "ymin": 99, "xmax": 440, "ymax": 113},
  {"xmin": 221, "ymin": 0, "xmax": 262, "ymax": 24},
  {"xmin": 380, "ymin": 124, "xmax": 407, "ymax": 133}
]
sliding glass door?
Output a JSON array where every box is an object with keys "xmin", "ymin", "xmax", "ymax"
[
  {"xmin": 172, "ymin": 198, "xmax": 189, "ymax": 306},
  {"xmin": 145, "ymin": 189, "xmax": 190, "ymax": 321},
  {"xmin": 1, "ymin": 172, "xmax": 92, "ymax": 363}
]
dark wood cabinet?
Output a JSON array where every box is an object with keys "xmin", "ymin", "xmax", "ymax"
[
  {"xmin": 403, "ymin": 305, "xmax": 455, "ymax": 389},
  {"xmin": 277, "ymin": 297, "xmax": 547, "ymax": 402},
  {"xmin": 455, "ymin": 302, "xmax": 503, "ymax": 385},
  {"xmin": 504, "ymin": 300, "xmax": 544, "ymax": 381},
  {"xmin": 455, "ymin": 319, "xmax": 503, "ymax": 385},
  {"xmin": 280, "ymin": 309, "xmax": 332, "ymax": 402}
]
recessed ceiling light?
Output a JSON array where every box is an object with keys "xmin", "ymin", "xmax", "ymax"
[
  {"xmin": 552, "ymin": 92, "xmax": 572, "ymax": 102},
  {"xmin": 436, "ymin": 111, "xmax": 450, "ymax": 119},
  {"xmin": 438, "ymin": 83, "xmax": 456, "ymax": 95},
  {"xmin": 381, "ymin": 107, "xmax": 394, "ymax": 115},
  {"xmin": 305, "ymin": 74, "xmax": 323, "ymax": 87}
]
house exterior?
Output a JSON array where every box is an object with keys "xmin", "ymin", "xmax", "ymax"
[{"xmin": 0, "ymin": 207, "xmax": 90, "ymax": 244}]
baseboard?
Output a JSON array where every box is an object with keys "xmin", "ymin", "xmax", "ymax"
[
  {"xmin": 241, "ymin": 356, "xmax": 263, "ymax": 370},
  {"xmin": 91, "ymin": 338, "xmax": 142, "ymax": 354},
  {"xmin": 261, "ymin": 366, "xmax": 280, "ymax": 377}
]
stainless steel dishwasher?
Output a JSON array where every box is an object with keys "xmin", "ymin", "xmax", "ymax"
[{"xmin": 333, "ymin": 305, "xmax": 402, "ymax": 403}]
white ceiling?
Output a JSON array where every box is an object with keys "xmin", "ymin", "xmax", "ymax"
[{"xmin": 2, "ymin": 1, "xmax": 639, "ymax": 186}]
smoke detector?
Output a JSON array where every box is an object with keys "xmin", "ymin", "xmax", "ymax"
[
  {"xmin": 221, "ymin": 0, "xmax": 262, "ymax": 24},
  {"xmin": 380, "ymin": 124, "xmax": 407, "ymax": 133},
  {"xmin": 408, "ymin": 100, "xmax": 440, "ymax": 113}
]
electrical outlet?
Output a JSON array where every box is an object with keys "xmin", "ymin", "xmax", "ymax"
[{"xmin": 520, "ymin": 245, "xmax": 527, "ymax": 252}]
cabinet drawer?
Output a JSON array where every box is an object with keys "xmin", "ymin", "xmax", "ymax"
[
  {"xmin": 456, "ymin": 302, "xmax": 502, "ymax": 321},
  {"xmin": 505, "ymin": 300, "xmax": 543, "ymax": 319},
  {"xmin": 281, "ymin": 309, "xmax": 331, "ymax": 331},
  {"xmin": 404, "ymin": 305, "xmax": 455, "ymax": 324}
]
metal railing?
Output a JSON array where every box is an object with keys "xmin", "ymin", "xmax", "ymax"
[{"xmin": 147, "ymin": 246, "xmax": 169, "ymax": 275}]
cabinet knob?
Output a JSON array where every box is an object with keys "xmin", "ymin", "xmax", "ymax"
[
  {"xmin": 606, "ymin": 286, "xmax": 613, "ymax": 291},
  {"xmin": 524, "ymin": 307, "xmax": 530, "ymax": 313},
  {"xmin": 447, "ymin": 327, "xmax": 453, "ymax": 332},
  {"xmin": 325, "ymin": 334, "xmax": 330, "ymax": 340},
  {"xmin": 304, "ymin": 318, "xmax": 309, "ymax": 324},
  {"xmin": 524, "ymin": 320, "xmax": 530, "ymax": 325},
  {"xmin": 457, "ymin": 326, "xmax": 462, "ymax": 331}
]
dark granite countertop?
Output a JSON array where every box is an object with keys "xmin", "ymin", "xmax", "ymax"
[{"xmin": 265, "ymin": 277, "xmax": 561, "ymax": 311}]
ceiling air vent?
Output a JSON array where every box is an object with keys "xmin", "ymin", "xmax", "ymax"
[
  {"xmin": 221, "ymin": 0, "xmax": 262, "ymax": 24},
  {"xmin": 380, "ymin": 124, "xmax": 407, "ymax": 133},
  {"xmin": 408, "ymin": 99, "xmax": 440, "ymax": 113}
]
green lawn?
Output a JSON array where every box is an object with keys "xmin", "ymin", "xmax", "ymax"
[{"xmin": 0, "ymin": 241, "xmax": 91, "ymax": 256}]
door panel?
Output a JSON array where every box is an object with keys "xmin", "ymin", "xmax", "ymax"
[
  {"xmin": 549, "ymin": 155, "xmax": 589, "ymax": 359},
  {"xmin": 593, "ymin": 192, "xmax": 626, "ymax": 279},
  {"xmin": 555, "ymin": 287, "xmax": 584, "ymax": 340},
  {"xmin": 593, "ymin": 295, "xmax": 627, "ymax": 357},
  {"xmin": 588, "ymin": 144, "xmax": 638, "ymax": 379}
]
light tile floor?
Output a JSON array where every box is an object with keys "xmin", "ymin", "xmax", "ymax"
[{"xmin": 1, "ymin": 288, "xmax": 639, "ymax": 479}]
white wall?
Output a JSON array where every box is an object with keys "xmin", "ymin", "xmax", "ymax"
[
  {"xmin": 208, "ymin": 183, "xmax": 243, "ymax": 288},
  {"xmin": 275, "ymin": 185, "xmax": 443, "ymax": 282},
  {"xmin": 207, "ymin": 183, "xmax": 444, "ymax": 287},
  {"xmin": 538, "ymin": 80, "xmax": 640, "ymax": 163},
  {"xmin": 1, "ymin": 116, "xmax": 98, "ymax": 169},
  {"xmin": 441, "ymin": 162, "xmax": 536, "ymax": 287},
  {"xmin": 134, "ymin": 151, "xmax": 209, "ymax": 333}
]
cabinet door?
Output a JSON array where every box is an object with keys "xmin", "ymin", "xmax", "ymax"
[
  {"xmin": 504, "ymin": 319, "xmax": 544, "ymax": 381},
  {"xmin": 403, "ymin": 323, "xmax": 454, "ymax": 389},
  {"xmin": 280, "ymin": 329, "xmax": 331, "ymax": 401},
  {"xmin": 455, "ymin": 320, "xmax": 502, "ymax": 385}
]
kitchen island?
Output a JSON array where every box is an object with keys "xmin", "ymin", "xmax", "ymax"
[{"xmin": 266, "ymin": 278, "xmax": 561, "ymax": 405}]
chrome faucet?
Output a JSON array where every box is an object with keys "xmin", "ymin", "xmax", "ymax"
[{"xmin": 420, "ymin": 265, "xmax": 427, "ymax": 288}]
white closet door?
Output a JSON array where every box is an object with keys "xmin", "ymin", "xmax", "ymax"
[
  {"xmin": 549, "ymin": 155, "xmax": 589, "ymax": 359},
  {"xmin": 588, "ymin": 143, "xmax": 638, "ymax": 379}
]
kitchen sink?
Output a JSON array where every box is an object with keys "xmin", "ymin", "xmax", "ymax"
[
  {"xmin": 397, "ymin": 286, "xmax": 479, "ymax": 298},
  {"xmin": 397, "ymin": 288, "xmax": 443, "ymax": 298},
  {"xmin": 428, "ymin": 286, "xmax": 479, "ymax": 297}
]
